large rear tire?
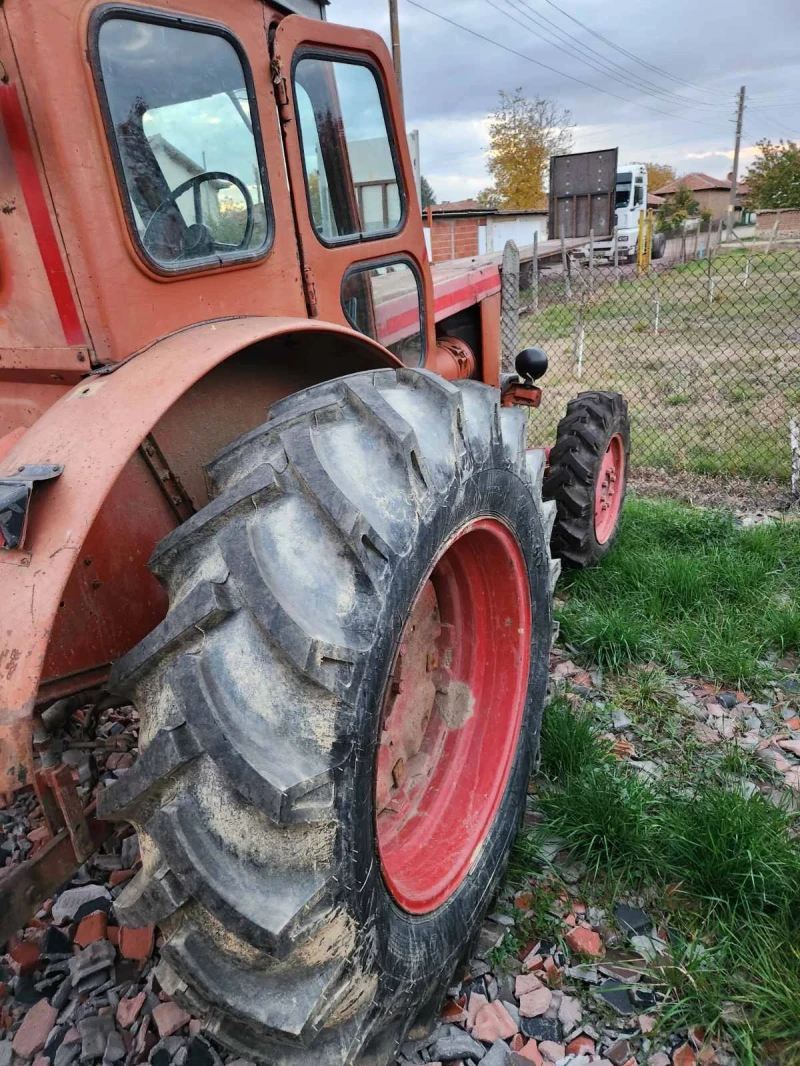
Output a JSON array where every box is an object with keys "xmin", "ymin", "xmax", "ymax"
[
  {"xmin": 99, "ymin": 369, "xmax": 557, "ymax": 1066},
  {"xmin": 544, "ymin": 391, "xmax": 630, "ymax": 568}
]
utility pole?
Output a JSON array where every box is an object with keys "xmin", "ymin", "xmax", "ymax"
[
  {"xmin": 389, "ymin": 0, "xmax": 404, "ymax": 110},
  {"xmin": 728, "ymin": 85, "xmax": 745, "ymax": 229}
]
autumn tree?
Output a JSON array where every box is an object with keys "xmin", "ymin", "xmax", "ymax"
[
  {"xmin": 746, "ymin": 139, "xmax": 800, "ymax": 208},
  {"xmin": 633, "ymin": 161, "xmax": 676, "ymax": 192},
  {"xmin": 478, "ymin": 88, "xmax": 573, "ymax": 211},
  {"xmin": 420, "ymin": 175, "xmax": 437, "ymax": 208}
]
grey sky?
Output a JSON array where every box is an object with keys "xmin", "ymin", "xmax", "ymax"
[{"xmin": 328, "ymin": 0, "xmax": 800, "ymax": 201}]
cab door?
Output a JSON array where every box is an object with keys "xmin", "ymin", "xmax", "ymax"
[{"xmin": 270, "ymin": 16, "xmax": 434, "ymax": 369}]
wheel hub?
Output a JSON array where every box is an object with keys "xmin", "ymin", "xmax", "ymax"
[
  {"xmin": 594, "ymin": 433, "xmax": 625, "ymax": 544},
  {"xmin": 374, "ymin": 518, "xmax": 531, "ymax": 914}
]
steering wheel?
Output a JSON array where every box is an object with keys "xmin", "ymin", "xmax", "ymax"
[{"xmin": 142, "ymin": 171, "xmax": 254, "ymax": 260}]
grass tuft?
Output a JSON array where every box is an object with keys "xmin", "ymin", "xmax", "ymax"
[{"xmin": 557, "ymin": 498, "xmax": 800, "ymax": 687}]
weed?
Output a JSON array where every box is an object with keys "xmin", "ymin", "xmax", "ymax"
[{"xmin": 539, "ymin": 695, "xmax": 611, "ymax": 781}]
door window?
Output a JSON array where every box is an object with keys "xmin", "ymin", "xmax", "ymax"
[
  {"xmin": 93, "ymin": 12, "xmax": 270, "ymax": 271},
  {"xmin": 342, "ymin": 261, "xmax": 424, "ymax": 367},
  {"xmin": 294, "ymin": 56, "xmax": 404, "ymax": 243}
]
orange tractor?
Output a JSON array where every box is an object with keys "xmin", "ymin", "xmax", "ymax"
[{"xmin": 0, "ymin": 1, "xmax": 629, "ymax": 1062}]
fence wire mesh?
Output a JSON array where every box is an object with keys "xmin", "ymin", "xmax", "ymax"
[{"xmin": 501, "ymin": 235, "xmax": 800, "ymax": 492}]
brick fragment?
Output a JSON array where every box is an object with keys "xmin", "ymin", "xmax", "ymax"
[
  {"xmin": 12, "ymin": 999, "xmax": 58, "ymax": 1059},
  {"xmin": 119, "ymin": 925, "xmax": 154, "ymax": 962}
]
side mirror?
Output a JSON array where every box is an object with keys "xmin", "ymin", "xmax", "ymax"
[{"xmin": 515, "ymin": 348, "xmax": 548, "ymax": 384}]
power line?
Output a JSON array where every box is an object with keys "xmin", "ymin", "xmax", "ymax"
[
  {"xmin": 533, "ymin": 0, "xmax": 734, "ymax": 99},
  {"xmin": 405, "ymin": 0, "xmax": 733, "ymax": 134}
]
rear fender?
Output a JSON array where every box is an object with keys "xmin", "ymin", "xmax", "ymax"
[{"xmin": 0, "ymin": 316, "xmax": 399, "ymax": 792}]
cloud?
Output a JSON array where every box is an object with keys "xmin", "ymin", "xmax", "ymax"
[{"xmin": 330, "ymin": 0, "xmax": 795, "ymax": 199}]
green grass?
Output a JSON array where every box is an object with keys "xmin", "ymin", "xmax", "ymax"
[
  {"xmin": 514, "ymin": 702, "xmax": 800, "ymax": 1062},
  {"xmin": 521, "ymin": 247, "xmax": 800, "ymax": 482},
  {"xmin": 557, "ymin": 498, "xmax": 800, "ymax": 687}
]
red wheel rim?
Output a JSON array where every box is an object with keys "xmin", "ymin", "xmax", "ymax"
[
  {"xmin": 594, "ymin": 433, "xmax": 625, "ymax": 544},
  {"xmin": 374, "ymin": 518, "xmax": 531, "ymax": 914}
]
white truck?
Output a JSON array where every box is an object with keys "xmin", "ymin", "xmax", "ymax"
[{"xmin": 549, "ymin": 152, "xmax": 665, "ymax": 265}]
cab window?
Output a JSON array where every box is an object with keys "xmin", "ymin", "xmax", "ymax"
[
  {"xmin": 294, "ymin": 55, "xmax": 404, "ymax": 243},
  {"xmin": 93, "ymin": 12, "xmax": 270, "ymax": 271},
  {"xmin": 342, "ymin": 260, "xmax": 424, "ymax": 367}
]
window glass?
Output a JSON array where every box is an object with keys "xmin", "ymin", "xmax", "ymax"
[
  {"xmin": 294, "ymin": 57, "xmax": 403, "ymax": 241},
  {"xmin": 615, "ymin": 171, "xmax": 632, "ymax": 209},
  {"xmin": 343, "ymin": 262, "xmax": 423, "ymax": 367},
  {"xmin": 96, "ymin": 17, "xmax": 269, "ymax": 269},
  {"xmin": 633, "ymin": 178, "xmax": 644, "ymax": 207}
]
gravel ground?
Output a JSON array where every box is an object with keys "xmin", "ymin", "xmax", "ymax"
[{"xmin": 2, "ymin": 650, "xmax": 798, "ymax": 1066}]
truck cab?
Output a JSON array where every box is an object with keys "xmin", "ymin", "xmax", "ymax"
[{"xmin": 611, "ymin": 161, "xmax": 647, "ymax": 260}]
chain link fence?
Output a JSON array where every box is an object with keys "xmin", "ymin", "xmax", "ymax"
[{"xmin": 500, "ymin": 233, "xmax": 800, "ymax": 497}]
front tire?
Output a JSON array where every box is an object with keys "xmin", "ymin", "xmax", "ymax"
[
  {"xmin": 99, "ymin": 369, "xmax": 556, "ymax": 1066},
  {"xmin": 544, "ymin": 391, "xmax": 630, "ymax": 568}
]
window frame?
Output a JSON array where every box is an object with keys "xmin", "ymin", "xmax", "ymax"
[
  {"xmin": 88, "ymin": 3, "xmax": 274, "ymax": 277},
  {"xmin": 291, "ymin": 48, "xmax": 408, "ymax": 249},
  {"xmin": 341, "ymin": 255, "xmax": 426, "ymax": 367}
]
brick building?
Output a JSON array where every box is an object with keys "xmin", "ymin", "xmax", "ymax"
[
  {"xmin": 652, "ymin": 172, "xmax": 749, "ymax": 221},
  {"xmin": 426, "ymin": 200, "xmax": 547, "ymax": 263}
]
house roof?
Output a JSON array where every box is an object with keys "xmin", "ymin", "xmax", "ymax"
[
  {"xmin": 653, "ymin": 172, "xmax": 743, "ymax": 195},
  {"xmin": 647, "ymin": 192, "xmax": 665, "ymax": 207},
  {"xmin": 431, "ymin": 199, "xmax": 487, "ymax": 215}
]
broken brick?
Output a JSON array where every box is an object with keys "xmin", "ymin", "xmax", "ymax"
[
  {"xmin": 74, "ymin": 911, "xmax": 108, "ymax": 947},
  {"xmin": 117, "ymin": 991, "xmax": 146, "ymax": 1029},
  {"xmin": 566, "ymin": 1035, "xmax": 595, "ymax": 1056},
  {"xmin": 673, "ymin": 1044, "xmax": 698, "ymax": 1066},
  {"xmin": 472, "ymin": 1000, "xmax": 518, "ymax": 1042},
  {"xmin": 12, "ymin": 998, "xmax": 58, "ymax": 1059},
  {"xmin": 515, "ymin": 973, "xmax": 544, "ymax": 997},
  {"xmin": 152, "ymin": 1002, "xmax": 191, "ymax": 1039},
  {"xmin": 518, "ymin": 987, "xmax": 552, "ymax": 1018},
  {"xmin": 9, "ymin": 941, "xmax": 40, "ymax": 976},
  {"xmin": 119, "ymin": 925, "xmax": 154, "ymax": 962},
  {"xmin": 565, "ymin": 926, "xmax": 603, "ymax": 957},
  {"xmin": 517, "ymin": 1041, "xmax": 543, "ymax": 1065}
]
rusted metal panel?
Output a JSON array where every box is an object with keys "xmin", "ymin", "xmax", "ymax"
[
  {"xmin": 548, "ymin": 149, "xmax": 618, "ymax": 240},
  {"xmin": 0, "ymin": 815, "xmax": 111, "ymax": 945}
]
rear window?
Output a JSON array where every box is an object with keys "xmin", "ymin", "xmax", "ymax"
[{"xmin": 92, "ymin": 10, "xmax": 271, "ymax": 272}]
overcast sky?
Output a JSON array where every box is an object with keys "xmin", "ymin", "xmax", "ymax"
[{"xmin": 328, "ymin": 0, "xmax": 800, "ymax": 202}]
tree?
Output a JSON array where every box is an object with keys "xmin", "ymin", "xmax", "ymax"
[
  {"xmin": 655, "ymin": 183, "xmax": 700, "ymax": 235},
  {"xmin": 746, "ymin": 139, "xmax": 800, "ymax": 209},
  {"xmin": 477, "ymin": 88, "xmax": 573, "ymax": 211},
  {"xmin": 420, "ymin": 175, "xmax": 437, "ymax": 208},
  {"xmin": 633, "ymin": 161, "xmax": 676, "ymax": 193}
]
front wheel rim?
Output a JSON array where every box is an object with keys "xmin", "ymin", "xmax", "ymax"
[
  {"xmin": 374, "ymin": 517, "xmax": 532, "ymax": 914},
  {"xmin": 594, "ymin": 432, "xmax": 625, "ymax": 544}
]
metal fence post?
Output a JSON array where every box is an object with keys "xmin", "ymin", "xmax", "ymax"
[
  {"xmin": 560, "ymin": 224, "xmax": 572, "ymax": 299},
  {"xmin": 532, "ymin": 230, "xmax": 539, "ymax": 313},
  {"xmin": 791, "ymin": 418, "xmax": 799, "ymax": 499},
  {"xmin": 588, "ymin": 228, "xmax": 595, "ymax": 295},
  {"xmin": 501, "ymin": 240, "xmax": 520, "ymax": 372},
  {"xmin": 613, "ymin": 227, "xmax": 620, "ymax": 286}
]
